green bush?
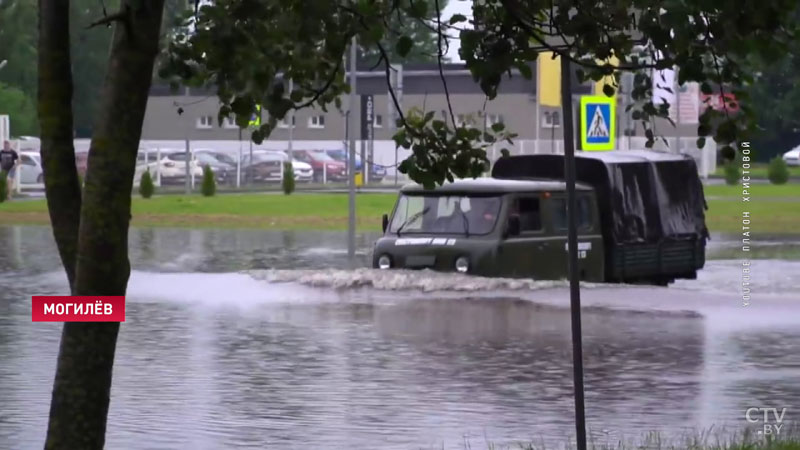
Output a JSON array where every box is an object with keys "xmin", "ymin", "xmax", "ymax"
[
  {"xmin": 282, "ymin": 162, "xmax": 295, "ymax": 195},
  {"xmin": 0, "ymin": 170, "xmax": 7, "ymax": 203},
  {"xmin": 139, "ymin": 170, "xmax": 155, "ymax": 198},
  {"xmin": 724, "ymin": 162, "xmax": 741, "ymax": 185},
  {"xmin": 201, "ymin": 165, "xmax": 216, "ymax": 197},
  {"xmin": 767, "ymin": 156, "xmax": 790, "ymax": 185}
]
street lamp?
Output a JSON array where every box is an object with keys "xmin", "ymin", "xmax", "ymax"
[{"xmin": 0, "ymin": 60, "xmax": 7, "ymax": 70}]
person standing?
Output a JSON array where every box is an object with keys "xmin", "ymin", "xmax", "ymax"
[{"xmin": 0, "ymin": 140, "xmax": 19, "ymax": 200}]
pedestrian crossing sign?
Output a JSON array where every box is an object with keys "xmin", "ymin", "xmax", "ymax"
[
  {"xmin": 580, "ymin": 96, "xmax": 616, "ymax": 151},
  {"xmin": 249, "ymin": 105, "xmax": 262, "ymax": 127}
]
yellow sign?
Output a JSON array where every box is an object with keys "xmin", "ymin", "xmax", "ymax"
[
  {"xmin": 580, "ymin": 96, "xmax": 616, "ymax": 151},
  {"xmin": 537, "ymin": 52, "xmax": 561, "ymax": 107},
  {"xmin": 248, "ymin": 105, "xmax": 261, "ymax": 127},
  {"xmin": 355, "ymin": 171, "xmax": 363, "ymax": 187}
]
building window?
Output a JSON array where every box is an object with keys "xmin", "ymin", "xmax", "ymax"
[
  {"xmin": 308, "ymin": 115, "xmax": 325, "ymax": 129},
  {"xmin": 374, "ymin": 114, "xmax": 383, "ymax": 128},
  {"xmin": 223, "ymin": 116, "xmax": 238, "ymax": 129},
  {"xmin": 278, "ymin": 115, "xmax": 296, "ymax": 128},
  {"xmin": 196, "ymin": 115, "xmax": 213, "ymax": 129},
  {"xmin": 542, "ymin": 111, "xmax": 561, "ymax": 128}
]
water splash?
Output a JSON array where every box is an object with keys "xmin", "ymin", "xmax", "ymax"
[{"xmin": 247, "ymin": 268, "xmax": 611, "ymax": 292}]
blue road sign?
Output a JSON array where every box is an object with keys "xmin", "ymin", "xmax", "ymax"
[{"xmin": 580, "ymin": 96, "xmax": 616, "ymax": 151}]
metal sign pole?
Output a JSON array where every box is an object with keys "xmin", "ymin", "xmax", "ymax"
[
  {"xmin": 560, "ymin": 56, "xmax": 587, "ymax": 450},
  {"xmin": 347, "ymin": 35, "xmax": 357, "ymax": 261}
]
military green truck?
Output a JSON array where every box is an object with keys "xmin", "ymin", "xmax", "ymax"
[{"xmin": 372, "ymin": 150, "xmax": 709, "ymax": 285}]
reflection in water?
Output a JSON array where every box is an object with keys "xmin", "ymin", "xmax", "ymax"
[{"xmin": 0, "ymin": 226, "xmax": 799, "ymax": 449}]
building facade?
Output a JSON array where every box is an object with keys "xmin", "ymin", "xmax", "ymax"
[{"xmin": 141, "ymin": 62, "xmax": 704, "ymax": 146}]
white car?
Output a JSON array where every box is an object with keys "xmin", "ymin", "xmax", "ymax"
[
  {"xmin": 782, "ymin": 146, "xmax": 800, "ymax": 166},
  {"xmin": 290, "ymin": 158, "xmax": 313, "ymax": 182},
  {"xmin": 134, "ymin": 149, "xmax": 203, "ymax": 184},
  {"xmin": 16, "ymin": 151, "xmax": 44, "ymax": 184}
]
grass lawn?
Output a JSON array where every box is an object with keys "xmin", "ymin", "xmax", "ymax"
[
  {"xmin": 712, "ymin": 162, "xmax": 800, "ymax": 178},
  {"xmin": 0, "ymin": 190, "xmax": 797, "ymax": 234},
  {"xmin": 704, "ymin": 183, "xmax": 800, "ymax": 198},
  {"xmin": 0, "ymin": 193, "xmax": 398, "ymax": 231}
]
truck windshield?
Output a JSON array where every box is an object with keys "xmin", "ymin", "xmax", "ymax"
[{"xmin": 389, "ymin": 194, "xmax": 502, "ymax": 235}]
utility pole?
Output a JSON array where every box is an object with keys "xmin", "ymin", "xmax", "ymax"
[
  {"xmin": 347, "ymin": 36, "xmax": 357, "ymax": 261},
  {"xmin": 288, "ymin": 78, "xmax": 295, "ymax": 161},
  {"xmin": 560, "ymin": 56, "xmax": 587, "ymax": 450},
  {"xmin": 184, "ymin": 86, "xmax": 191, "ymax": 195}
]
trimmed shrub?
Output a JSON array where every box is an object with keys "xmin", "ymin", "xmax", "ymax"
[
  {"xmin": 0, "ymin": 170, "xmax": 7, "ymax": 202},
  {"xmin": 723, "ymin": 162, "xmax": 741, "ymax": 185},
  {"xmin": 282, "ymin": 162, "xmax": 295, "ymax": 195},
  {"xmin": 139, "ymin": 170, "xmax": 155, "ymax": 198},
  {"xmin": 767, "ymin": 156, "xmax": 790, "ymax": 185},
  {"xmin": 201, "ymin": 165, "xmax": 216, "ymax": 197}
]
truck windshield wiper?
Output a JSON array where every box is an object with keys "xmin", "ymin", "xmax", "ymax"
[{"xmin": 396, "ymin": 206, "xmax": 430, "ymax": 236}]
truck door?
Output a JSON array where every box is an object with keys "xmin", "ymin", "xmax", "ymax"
[
  {"xmin": 545, "ymin": 193, "xmax": 605, "ymax": 282},
  {"xmin": 498, "ymin": 195, "xmax": 550, "ymax": 278}
]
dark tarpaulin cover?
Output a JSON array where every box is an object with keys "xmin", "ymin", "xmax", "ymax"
[{"xmin": 491, "ymin": 151, "xmax": 709, "ymax": 245}]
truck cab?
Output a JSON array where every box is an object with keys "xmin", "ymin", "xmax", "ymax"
[{"xmin": 372, "ymin": 178, "xmax": 606, "ymax": 281}]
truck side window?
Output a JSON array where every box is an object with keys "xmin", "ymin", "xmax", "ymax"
[
  {"xmin": 515, "ymin": 197, "xmax": 542, "ymax": 232},
  {"xmin": 553, "ymin": 196, "xmax": 593, "ymax": 231}
]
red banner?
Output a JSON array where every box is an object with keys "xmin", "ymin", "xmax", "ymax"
[{"xmin": 31, "ymin": 296, "xmax": 126, "ymax": 322}]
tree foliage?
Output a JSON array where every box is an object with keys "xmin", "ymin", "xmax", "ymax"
[
  {"xmin": 282, "ymin": 162, "xmax": 295, "ymax": 194},
  {"xmin": 0, "ymin": 171, "xmax": 7, "ymax": 202},
  {"xmin": 201, "ymin": 164, "xmax": 216, "ymax": 196},
  {"xmin": 162, "ymin": 0, "xmax": 800, "ymax": 189},
  {"xmin": 139, "ymin": 170, "xmax": 155, "ymax": 198},
  {"xmin": 358, "ymin": 0, "xmax": 451, "ymax": 65},
  {"xmin": 767, "ymin": 156, "xmax": 790, "ymax": 184},
  {"xmin": 0, "ymin": 82, "xmax": 38, "ymax": 135}
]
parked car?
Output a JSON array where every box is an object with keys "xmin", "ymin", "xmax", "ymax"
[
  {"xmin": 292, "ymin": 149, "xmax": 347, "ymax": 182},
  {"xmin": 134, "ymin": 149, "xmax": 203, "ymax": 185},
  {"xmin": 241, "ymin": 151, "xmax": 285, "ymax": 183},
  {"xmin": 16, "ymin": 151, "xmax": 44, "ymax": 184},
  {"xmin": 280, "ymin": 152, "xmax": 314, "ymax": 182},
  {"xmin": 192, "ymin": 149, "xmax": 237, "ymax": 184},
  {"xmin": 325, "ymin": 149, "xmax": 386, "ymax": 182},
  {"xmin": 782, "ymin": 146, "xmax": 800, "ymax": 166}
]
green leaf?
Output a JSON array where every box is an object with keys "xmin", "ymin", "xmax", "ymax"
[
  {"xmin": 396, "ymin": 35, "xmax": 414, "ymax": 58},
  {"xmin": 696, "ymin": 137, "xmax": 706, "ymax": 148},
  {"xmin": 602, "ymin": 84, "xmax": 615, "ymax": 97},
  {"xmin": 449, "ymin": 14, "xmax": 467, "ymax": 25}
]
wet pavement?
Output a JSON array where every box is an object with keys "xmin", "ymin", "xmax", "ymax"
[{"xmin": 0, "ymin": 225, "xmax": 798, "ymax": 449}]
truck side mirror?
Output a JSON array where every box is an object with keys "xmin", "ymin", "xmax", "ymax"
[
  {"xmin": 382, "ymin": 214, "xmax": 389, "ymax": 233},
  {"xmin": 506, "ymin": 215, "xmax": 521, "ymax": 238}
]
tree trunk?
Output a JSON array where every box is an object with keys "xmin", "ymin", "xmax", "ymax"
[
  {"xmin": 39, "ymin": 0, "xmax": 81, "ymax": 287},
  {"xmin": 41, "ymin": 0, "xmax": 166, "ymax": 448}
]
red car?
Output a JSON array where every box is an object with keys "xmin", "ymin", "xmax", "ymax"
[{"xmin": 292, "ymin": 150, "xmax": 347, "ymax": 182}]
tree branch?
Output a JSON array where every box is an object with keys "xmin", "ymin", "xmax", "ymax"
[
  {"xmin": 86, "ymin": 9, "xmax": 130, "ymax": 29},
  {"xmin": 433, "ymin": 0, "xmax": 456, "ymax": 128},
  {"xmin": 295, "ymin": 56, "xmax": 345, "ymax": 110},
  {"xmin": 376, "ymin": 41, "xmax": 407, "ymax": 128}
]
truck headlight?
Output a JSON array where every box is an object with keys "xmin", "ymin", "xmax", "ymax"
[
  {"xmin": 455, "ymin": 256, "xmax": 469, "ymax": 273},
  {"xmin": 378, "ymin": 255, "xmax": 391, "ymax": 270}
]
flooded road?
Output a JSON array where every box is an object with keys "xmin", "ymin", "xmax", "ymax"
[{"xmin": 0, "ymin": 225, "xmax": 798, "ymax": 449}]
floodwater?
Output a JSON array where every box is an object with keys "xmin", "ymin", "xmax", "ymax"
[{"xmin": 0, "ymin": 225, "xmax": 798, "ymax": 449}]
